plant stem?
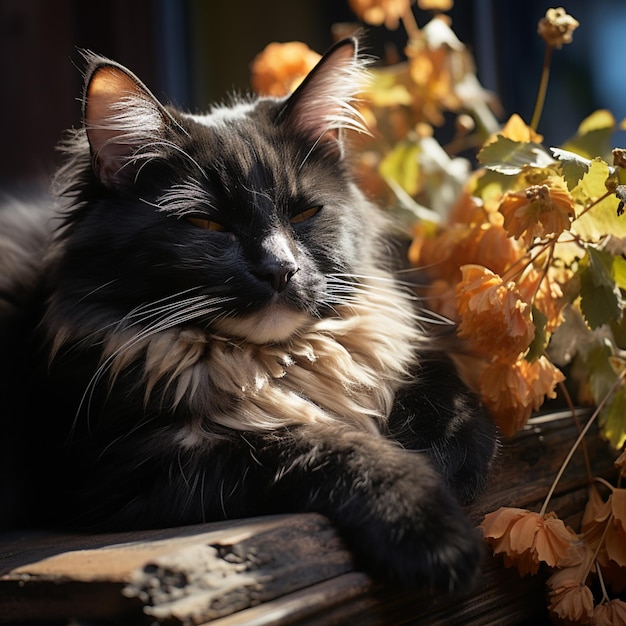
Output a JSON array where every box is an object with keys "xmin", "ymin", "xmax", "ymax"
[
  {"xmin": 401, "ymin": 6, "xmax": 420, "ymax": 39},
  {"xmin": 593, "ymin": 476, "xmax": 616, "ymax": 492},
  {"xmin": 574, "ymin": 189, "xmax": 614, "ymax": 221},
  {"xmin": 597, "ymin": 562, "xmax": 611, "ymax": 604},
  {"xmin": 531, "ymin": 44, "xmax": 553, "ymax": 131},
  {"xmin": 539, "ymin": 370, "xmax": 626, "ymax": 517}
]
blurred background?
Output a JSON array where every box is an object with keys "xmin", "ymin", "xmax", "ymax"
[{"xmin": 1, "ymin": 0, "xmax": 625, "ymax": 189}]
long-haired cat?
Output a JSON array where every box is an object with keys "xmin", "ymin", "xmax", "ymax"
[{"xmin": 0, "ymin": 38, "xmax": 496, "ymax": 591}]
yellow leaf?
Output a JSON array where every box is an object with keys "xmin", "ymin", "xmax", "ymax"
[
  {"xmin": 379, "ymin": 141, "xmax": 421, "ymax": 196},
  {"xmin": 578, "ymin": 109, "xmax": 615, "ymax": 134},
  {"xmin": 366, "ymin": 67, "xmax": 413, "ymax": 107},
  {"xmin": 562, "ymin": 110, "xmax": 616, "ymax": 160},
  {"xmin": 571, "ymin": 159, "xmax": 626, "ymax": 240}
]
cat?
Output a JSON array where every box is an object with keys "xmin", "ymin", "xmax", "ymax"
[{"xmin": 0, "ymin": 37, "xmax": 496, "ymax": 591}]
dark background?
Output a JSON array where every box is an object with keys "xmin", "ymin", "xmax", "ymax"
[{"xmin": 1, "ymin": 0, "xmax": 625, "ymax": 189}]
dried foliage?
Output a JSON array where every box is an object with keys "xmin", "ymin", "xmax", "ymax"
[{"xmin": 250, "ymin": 3, "xmax": 626, "ymax": 620}]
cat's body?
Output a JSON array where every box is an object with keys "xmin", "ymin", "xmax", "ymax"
[{"xmin": 0, "ymin": 39, "xmax": 496, "ymax": 590}]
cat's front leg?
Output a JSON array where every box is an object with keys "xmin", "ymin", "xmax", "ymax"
[
  {"xmin": 250, "ymin": 425, "xmax": 483, "ymax": 591},
  {"xmin": 97, "ymin": 422, "xmax": 484, "ymax": 590},
  {"xmin": 387, "ymin": 353, "xmax": 498, "ymax": 504}
]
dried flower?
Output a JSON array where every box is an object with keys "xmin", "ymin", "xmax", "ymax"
[
  {"xmin": 546, "ymin": 543, "xmax": 595, "ymax": 589},
  {"xmin": 613, "ymin": 148, "xmax": 626, "ymax": 170},
  {"xmin": 250, "ymin": 42, "xmax": 321, "ymax": 97},
  {"xmin": 410, "ymin": 222, "xmax": 519, "ymax": 285},
  {"xmin": 613, "ymin": 488, "xmax": 626, "ymax": 537},
  {"xmin": 455, "ymin": 265, "xmax": 535, "ymax": 359},
  {"xmin": 548, "ymin": 581, "xmax": 594, "ymax": 624},
  {"xmin": 581, "ymin": 486, "xmax": 626, "ymax": 568},
  {"xmin": 594, "ymin": 600, "xmax": 626, "ymax": 626},
  {"xmin": 537, "ymin": 7, "xmax": 580, "ymax": 49},
  {"xmin": 498, "ymin": 176, "xmax": 576, "ymax": 246},
  {"xmin": 348, "ymin": 0, "xmax": 414, "ymax": 29},
  {"xmin": 481, "ymin": 508, "xmax": 578, "ymax": 576},
  {"xmin": 517, "ymin": 267, "xmax": 568, "ymax": 332},
  {"xmin": 479, "ymin": 356, "xmax": 564, "ymax": 435}
]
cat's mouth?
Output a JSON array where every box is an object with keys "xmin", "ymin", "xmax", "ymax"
[{"xmin": 213, "ymin": 301, "xmax": 312, "ymax": 345}]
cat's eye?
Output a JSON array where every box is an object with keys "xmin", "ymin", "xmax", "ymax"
[
  {"xmin": 290, "ymin": 206, "xmax": 322, "ymax": 224},
  {"xmin": 186, "ymin": 216, "xmax": 227, "ymax": 232}
]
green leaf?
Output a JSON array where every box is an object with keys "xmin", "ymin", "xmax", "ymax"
[
  {"xmin": 550, "ymin": 148, "xmax": 591, "ymax": 189},
  {"xmin": 379, "ymin": 141, "xmax": 421, "ymax": 197},
  {"xmin": 561, "ymin": 109, "xmax": 616, "ymax": 160},
  {"xmin": 578, "ymin": 247, "xmax": 623, "ymax": 328},
  {"xmin": 585, "ymin": 342, "xmax": 618, "ymax": 404},
  {"xmin": 611, "ymin": 315, "xmax": 626, "ymax": 349},
  {"xmin": 571, "ymin": 159, "xmax": 626, "ymax": 240},
  {"xmin": 613, "ymin": 255, "xmax": 626, "ymax": 290},
  {"xmin": 600, "ymin": 384, "xmax": 626, "ymax": 449},
  {"xmin": 477, "ymin": 136, "xmax": 555, "ymax": 175}
]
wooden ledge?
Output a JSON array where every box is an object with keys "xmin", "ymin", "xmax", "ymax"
[{"xmin": 0, "ymin": 411, "xmax": 617, "ymax": 625}]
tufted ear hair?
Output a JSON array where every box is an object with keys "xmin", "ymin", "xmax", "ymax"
[
  {"xmin": 277, "ymin": 37, "xmax": 370, "ymax": 153},
  {"xmin": 81, "ymin": 52, "xmax": 176, "ymax": 189}
]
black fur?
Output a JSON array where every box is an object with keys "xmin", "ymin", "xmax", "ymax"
[{"xmin": 0, "ymin": 39, "xmax": 496, "ymax": 591}]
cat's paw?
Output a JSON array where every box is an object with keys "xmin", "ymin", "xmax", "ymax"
[{"xmin": 343, "ymin": 469, "xmax": 483, "ymax": 591}]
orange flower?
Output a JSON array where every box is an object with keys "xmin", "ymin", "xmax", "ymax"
[
  {"xmin": 538, "ymin": 7, "xmax": 580, "ymax": 49},
  {"xmin": 446, "ymin": 189, "xmax": 487, "ymax": 225},
  {"xmin": 348, "ymin": 0, "xmax": 414, "ymax": 29},
  {"xmin": 481, "ymin": 507, "xmax": 578, "ymax": 576},
  {"xmin": 546, "ymin": 543, "xmax": 595, "ymax": 589},
  {"xmin": 455, "ymin": 265, "xmax": 535, "ymax": 359},
  {"xmin": 403, "ymin": 15, "xmax": 469, "ymax": 124},
  {"xmin": 613, "ymin": 488, "xmax": 626, "ymax": 539},
  {"xmin": 422, "ymin": 279, "xmax": 459, "ymax": 322},
  {"xmin": 498, "ymin": 176, "xmax": 576, "ymax": 246},
  {"xmin": 250, "ymin": 42, "xmax": 321, "ymax": 97},
  {"xmin": 479, "ymin": 356, "xmax": 564, "ymax": 435},
  {"xmin": 518, "ymin": 267, "xmax": 568, "ymax": 332},
  {"xmin": 594, "ymin": 600, "xmax": 626, "ymax": 626},
  {"xmin": 548, "ymin": 582, "xmax": 594, "ymax": 624},
  {"xmin": 410, "ymin": 222, "xmax": 520, "ymax": 290},
  {"xmin": 582, "ymin": 486, "xmax": 626, "ymax": 568}
]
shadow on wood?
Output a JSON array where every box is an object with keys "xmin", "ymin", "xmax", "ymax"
[{"xmin": 0, "ymin": 411, "xmax": 617, "ymax": 625}]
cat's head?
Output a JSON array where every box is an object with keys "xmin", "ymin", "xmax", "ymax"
[{"xmin": 52, "ymin": 38, "xmax": 389, "ymax": 345}]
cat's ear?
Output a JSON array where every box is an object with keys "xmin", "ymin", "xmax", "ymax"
[
  {"xmin": 278, "ymin": 37, "xmax": 370, "ymax": 153},
  {"xmin": 82, "ymin": 53, "xmax": 174, "ymax": 188}
]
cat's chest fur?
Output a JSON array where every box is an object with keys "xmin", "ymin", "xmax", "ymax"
[{"xmin": 73, "ymin": 270, "xmax": 422, "ymax": 448}]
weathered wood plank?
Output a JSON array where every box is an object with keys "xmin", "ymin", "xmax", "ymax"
[
  {"xmin": 0, "ymin": 410, "xmax": 618, "ymax": 625},
  {"xmin": 0, "ymin": 514, "xmax": 354, "ymax": 624}
]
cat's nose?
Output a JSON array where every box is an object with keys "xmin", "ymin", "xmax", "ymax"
[
  {"xmin": 256, "ymin": 263, "xmax": 298, "ymax": 293},
  {"xmin": 256, "ymin": 232, "xmax": 299, "ymax": 293}
]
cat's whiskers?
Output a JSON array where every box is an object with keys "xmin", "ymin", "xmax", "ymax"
[
  {"xmin": 62, "ymin": 289, "xmax": 208, "ymax": 358},
  {"xmin": 72, "ymin": 292, "xmax": 236, "ymax": 438},
  {"xmin": 325, "ymin": 273, "xmax": 416, "ymax": 303},
  {"xmin": 323, "ymin": 272, "xmax": 454, "ymax": 327}
]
